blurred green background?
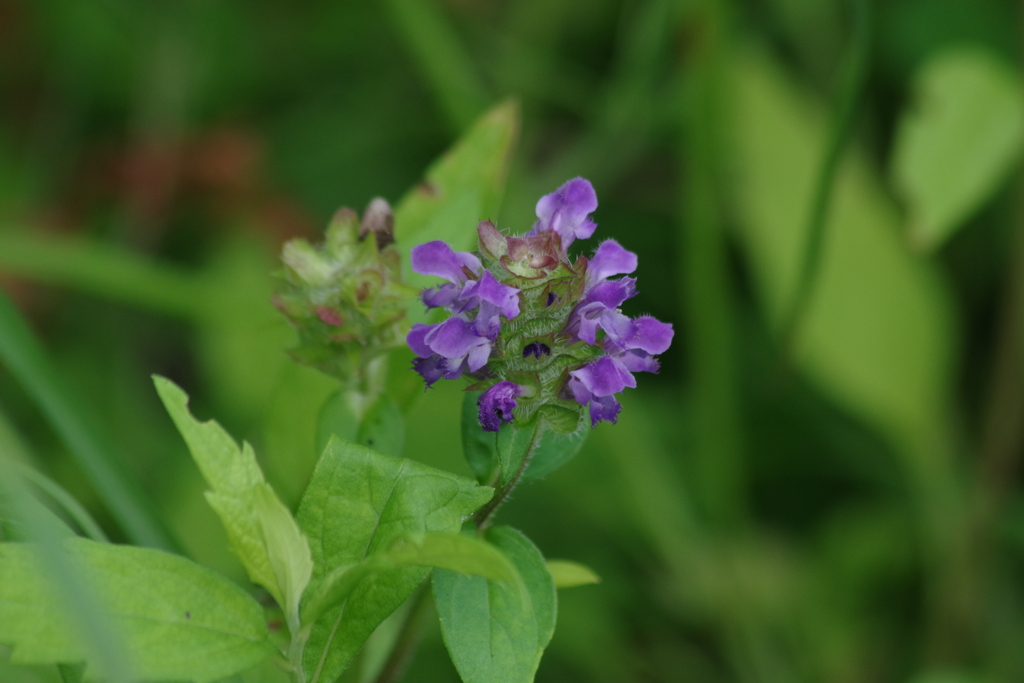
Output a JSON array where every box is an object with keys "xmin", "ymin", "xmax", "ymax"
[{"xmin": 3, "ymin": 0, "xmax": 1024, "ymax": 681}]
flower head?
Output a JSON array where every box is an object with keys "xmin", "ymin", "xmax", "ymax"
[{"xmin": 406, "ymin": 177, "xmax": 673, "ymax": 431}]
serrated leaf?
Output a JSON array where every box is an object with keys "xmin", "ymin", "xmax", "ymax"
[
  {"xmin": 461, "ymin": 391, "xmax": 497, "ymax": 483},
  {"xmin": 0, "ymin": 537, "xmax": 273, "ymax": 683},
  {"xmin": 394, "ymin": 102, "xmax": 520, "ymax": 289},
  {"xmin": 546, "ymin": 560, "xmax": 600, "ymax": 588},
  {"xmin": 892, "ymin": 46, "xmax": 1024, "ymax": 251},
  {"xmin": 302, "ymin": 532, "xmax": 518, "ymax": 625},
  {"xmin": 296, "ymin": 438, "xmax": 492, "ymax": 683},
  {"xmin": 153, "ymin": 376, "xmax": 312, "ymax": 622},
  {"xmin": 433, "ymin": 526, "xmax": 556, "ymax": 683}
]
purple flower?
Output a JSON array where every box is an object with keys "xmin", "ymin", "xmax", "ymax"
[
  {"xmin": 460, "ymin": 271, "xmax": 520, "ymax": 338},
  {"xmin": 478, "ymin": 381, "xmax": 524, "ymax": 432},
  {"xmin": 407, "ymin": 318, "xmax": 492, "ymax": 386},
  {"xmin": 527, "ymin": 177, "xmax": 598, "ymax": 250},
  {"xmin": 411, "ymin": 241, "xmax": 481, "ymax": 284}
]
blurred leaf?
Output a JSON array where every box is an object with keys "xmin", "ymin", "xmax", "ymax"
[
  {"xmin": 394, "ymin": 101, "xmax": 520, "ymax": 277},
  {"xmin": 546, "ymin": 559, "xmax": 600, "ymax": 588},
  {"xmin": 154, "ymin": 376, "xmax": 312, "ymax": 622},
  {"xmin": 0, "ymin": 290, "xmax": 177, "ymax": 551},
  {"xmin": 296, "ymin": 437, "xmax": 492, "ymax": 683},
  {"xmin": 433, "ymin": 526, "xmax": 556, "ymax": 683},
  {"xmin": 729, "ymin": 48, "xmax": 957, "ymax": 486},
  {"xmin": 383, "ymin": 0, "xmax": 490, "ymax": 132},
  {"xmin": 892, "ymin": 46, "xmax": 1024, "ymax": 250},
  {"xmin": 0, "ymin": 537, "xmax": 273, "ymax": 683},
  {"xmin": 302, "ymin": 532, "xmax": 518, "ymax": 624},
  {"xmin": 355, "ymin": 395, "xmax": 404, "ymax": 458}
]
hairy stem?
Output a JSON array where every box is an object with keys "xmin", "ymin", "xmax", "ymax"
[{"xmin": 473, "ymin": 422, "xmax": 544, "ymax": 530}]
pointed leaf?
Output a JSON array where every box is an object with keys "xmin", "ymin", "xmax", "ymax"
[
  {"xmin": 433, "ymin": 526, "xmax": 556, "ymax": 683},
  {"xmin": 0, "ymin": 538, "xmax": 274, "ymax": 683},
  {"xmin": 521, "ymin": 421, "xmax": 589, "ymax": 483},
  {"xmin": 153, "ymin": 376, "xmax": 312, "ymax": 621},
  {"xmin": 546, "ymin": 560, "xmax": 600, "ymax": 588},
  {"xmin": 892, "ymin": 47, "xmax": 1024, "ymax": 250},
  {"xmin": 296, "ymin": 438, "xmax": 492, "ymax": 683}
]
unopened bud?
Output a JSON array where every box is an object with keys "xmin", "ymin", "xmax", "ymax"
[{"xmin": 359, "ymin": 198, "xmax": 395, "ymax": 249}]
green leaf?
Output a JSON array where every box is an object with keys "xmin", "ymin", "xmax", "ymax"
[
  {"xmin": 301, "ymin": 532, "xmax": 518, "ymax": 625},
  {"xmin": 461, "ymin": 391, "xmax": 497, "ymax": 483},
  {"xmin": 521, "ymin": 420, "xmax": 589, "ymax": 483},
  {"xmin": 355, "ymin": 395, "xmax": 404, "ymax": 458},
  {"xmin": 546, "ymin": 560, "xmax": 600, "ymax": 589},
  {"xmin": 0, "ymin": 537, "xmax": 274, "ymax": 683},
  {"xmin": 0, "ymin": 290, "xmax": 177, "ymax": 551},
  {"xmin": 296, "ymin": 438, "xmax": 493, "ymax": 683},
  {"xmin": 496, "ymin": 421, "xmax": 540, "ymax": 487},
  {"xmin": 433, "ymin": 526, "xmax": 556, "ymax": 683},
  {"xmin": 728, "ymin": 49, "xmax": 956, "ymax": 478},
  {"xmin": 892, "ymin": 46, "xmax": 1024, "ymax": 251},
  {"xmin": 394, "ymin": 102, "xmax": 520, "ymax": 282},
  {"xmin": 153, "ymin": 376, "xmax": 312, "ymax": 623}
]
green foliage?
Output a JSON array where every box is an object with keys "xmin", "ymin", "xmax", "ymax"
[
  {"xmin": 153, "ymin": 376, "xmax": 312, "ymax": 623},
  {"xmin": 892, "ymin": 46, "xmax": 1024, "ymax": 250},
  {"xmin": 301, "ymin": 532, "xmax": 518, "ymax": 625},
  {"xmin": 433, "ymin": 526, "xmax": 556, "ymax": 683},
  {"xmin": 0, "ymin": 537, "xmax": 274, "ymax": 683},
  {"xmin": 295, "ymin": 437, "xmax": 492, "ymax": 683},
  {"xmin": 394, "ymin": 102, "xmax": 520, "ymax": 282},
  {"xmin": 546, "ymin": 560, "xmax": 600, "ymax": 588}
]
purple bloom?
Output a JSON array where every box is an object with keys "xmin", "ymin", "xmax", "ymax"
[
  {"xmin": 586, "ymin": 240, "xmax": 637, "ymax": 286},
  {"xmin": 460, "ymin": 271, "xmax": 521, "ymax": 338},
  {"xmin": 478, "ymin": 381, "xmax": 524, "ymax": 432},
  {"xmin": 407, "ymin": 318, "xmax": 492, "ymax": 386},
  {"xmin": 527, "ymin": 177, "xmax": 598, "ymax": 250},
  {"xmin": 411, "ymin": 241, "xmax": 481, "ymax": 283}
]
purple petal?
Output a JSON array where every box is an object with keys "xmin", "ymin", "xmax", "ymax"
[
  {"xmin": 568, "ymin": 302, "xmax": 608, "ymax": 345},
  {"xmin": 411, "ymin": 241, "xmax": 481, "ymax": 283},
  {"xmin": 477, "ymin": 381, "xmax": 524, "ymax": 432},
  {"xmin": 567, "ymin": 377, "xmax": 592, "ymax": 406},
  {"xmin": 615, "ymin": 349, "xmax": 660, "ymax": 374},
  {"xmin": 412, "ymin": 355, "xmax": 448, "ymax": 387},
  {"xmin": 583, "ymin": 277, "xmax": 637, "ymax": 309},
  {"xmin": 407, "ymin": 322, "xmax": 436, "ymax": 358},
  {"xmin": 461, "ymin": 271, "xmax": 520, "ymax": 320},
  {"xmin": 569, "ymin": 356, "xmax": 636, "ymax": 397},
  {"xmin": 599, "ymin": 309, "xmax": 634, "ymax": 345},
  {"xmin": 587, "ymin": 240, "xmax": 637, "ymax": 285},
  {"xmin": 421, "ymin": 283, "xmax": 460, "ymax": 309},
  {"xmin": 588, "ymin": 394, "xmax": 621, "ymax": 426},
  {"xmin": 424, "ymin": 317, "xmax": 489, "ymax": 360},
  {"xmin": 531, "ymin": 177, "xmax": 599, "ymax": 249},
  {"xmin": 625, "ymin": 316, "xmax": 674, "ymax": 355}
]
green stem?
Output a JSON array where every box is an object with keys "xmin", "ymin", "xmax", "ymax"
[
  {"xmin": 781, "ymin": 0, "xmax": 872, "ymax": 345},
  {"xmin": 472, "ymin": 421, "xmax": 544, "ymax": 530}
]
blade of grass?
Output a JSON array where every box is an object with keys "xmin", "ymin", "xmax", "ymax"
[
  {"xmin": 0, "ymin": 433, "xmax": 135, "ymax": 683},
  {"xmin": 0, "ymin": 289, "xmax": 179, "ymax": 551},
  {"xmin": 780, "ymin": 0, "xmax": 873, "ymax": 345},
  {"xmin": 678, "ymin": 0, "xmax": 746, "ymax": 528},
  {"xmin": 0, "ymin": 232, "xmax": 202, "ymax": 319},
  {"xmin": 382, "ymin": 0, "xmax": 491, "ymax": 133}
]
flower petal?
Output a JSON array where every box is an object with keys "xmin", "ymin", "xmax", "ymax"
[
  {"xmin": 531, "ymin": 177, "xmax": 599, "ymax": 249},
  {"xmin": 462, "ymin": 271, "xmax": 520, "ymax": 320},
  {"xmin": 411, "ymin": 241, "xmax": 481, "ymax": 283},
  {"xmin": 407, "ymin": 322, "xmax": 436, "ymax": 358},
  {"xmin": 626, "ymin": 316, "xmax": 674, "ymax": 355},
  {"xmin": 583, "ymin": 277, "xmax": 637, "ymax": 309},
  {"xmin": 569, "ymin": 356, "xmax": 636, "ymax": 397},
  {"xmin": 412, "ymin": 355, "xmax": 448, "ymax": 387},
  {"xmin": 588, "ymin": 394, "xmax": 622, "ymax": 426},
  {"xmin": 587, "ymin": 240, "xmax": 637, "ymax": 285},
  {"xmin": 421, "ymin": 283, "xmax": 461, "ymax": 309},
  {"xmin": 424, "ymin": 317, "xmax": 488, "ymax": 360}
]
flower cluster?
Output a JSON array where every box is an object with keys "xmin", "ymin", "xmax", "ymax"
[
  {"xmin": 275, "ymin": 199, "xmax": 416, "ymax": 386},
  {"xmin": 407, "ymin": 178, "xmax": 673, "ymax": 433}
]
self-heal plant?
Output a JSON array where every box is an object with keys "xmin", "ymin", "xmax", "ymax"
[{"xmin": 408, "ymin": 177, "xmax": 673, "ymax": 445}]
